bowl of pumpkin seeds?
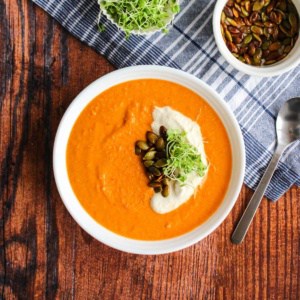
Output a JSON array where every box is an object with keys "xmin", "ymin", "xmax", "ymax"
[{"xmin": 213, "ymin": 0, "xmax": 300, "ymax": 76}]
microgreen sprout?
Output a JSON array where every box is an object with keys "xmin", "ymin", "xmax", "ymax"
[
  {"xmin": 163, "ymin": 129, "xmax": 207, "ymax": 184},
  {"xmin": 98, "ymin": 0, "xmax": 180, "ymax": 37}
]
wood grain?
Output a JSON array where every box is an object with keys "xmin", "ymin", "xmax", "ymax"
[{"xmin": 0, "ymin": 0, "xmax": 299, "ymax": 299}]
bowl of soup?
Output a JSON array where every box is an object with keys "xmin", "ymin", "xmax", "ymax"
[{"xmin": 53, "ymin": 66, "xmax": 245, "ymax": 254}]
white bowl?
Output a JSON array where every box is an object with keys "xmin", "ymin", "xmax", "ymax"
[
  {"xmin": 213, "ymin": 0, "xmax": 300, "ymax": 77},
  {"xmin": 53, "ymin": 66, "xmax": 245, "ymax": 255},
  {"xmin": 98, "ymin": 0, "xmax": 179, "ymax": 35}
]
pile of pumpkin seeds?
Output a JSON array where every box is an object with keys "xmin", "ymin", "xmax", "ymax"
[
  {"xmin": 135, "ymin": 126, "xmax": 170, "ymax": 197},
  {"xmin": 221, "ymin": 0, "xmax": 299, "ymax": 66}
]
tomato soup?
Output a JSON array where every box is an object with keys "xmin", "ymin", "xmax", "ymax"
[{"xmin": 67, "ymin": 79, "xmax": 232, "ymax": 240}]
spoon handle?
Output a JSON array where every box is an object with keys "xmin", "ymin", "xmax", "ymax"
[{"xmin": 231, "ymin": 143, "xmax": 286, "ymax": 244}]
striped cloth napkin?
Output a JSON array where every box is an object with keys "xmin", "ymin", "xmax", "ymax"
[{"xmin": 33, "ymin": 0, "xmax": 300, "ymax": 200}]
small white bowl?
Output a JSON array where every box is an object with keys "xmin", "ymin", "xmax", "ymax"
[
  {"xmin": 213, "ymin": 0, "xmax": 300, "ymax": 77},
  {"xmin": 53, "ymin": 66, "xmax": 245, "ymax": 255},
  {"xmin": 99, "ymin": 0, "xmax": 180, "ymax": 35}
]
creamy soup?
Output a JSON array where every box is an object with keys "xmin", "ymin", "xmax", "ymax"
[{"xmin": 67, "ymin": 79, "xmax": 232, "ymax": 240}]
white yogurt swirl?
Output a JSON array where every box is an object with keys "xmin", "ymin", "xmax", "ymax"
[{"xmin": 150, "ymin": 106, "xmax": 208, "ymax": 214}]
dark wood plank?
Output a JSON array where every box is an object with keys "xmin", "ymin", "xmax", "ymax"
[{"xmin": 0, "ymin": 0, "xmax": 299, "ymax": 299}]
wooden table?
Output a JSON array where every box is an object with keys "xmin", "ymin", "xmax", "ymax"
[{"xmin": 1, "ymin": 1, "xmax": 300, "ymax": 299}]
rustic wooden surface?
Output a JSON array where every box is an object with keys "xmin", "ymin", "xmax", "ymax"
[{"xmin": 1, "ymin": 1, "xmax": 300, "ymax": 299}]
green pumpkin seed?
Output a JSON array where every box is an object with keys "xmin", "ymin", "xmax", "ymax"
[
  {"xmin": 225, "ymin": 30, "xmax": 233, "ymax": 42},
  {"xmin": 227, "ymin": 18, "xmax": 239, "ymax": 27},
  {"xmin": 135, "ymin": 145, "xmax": 142, "ymax": 155},
  {"xmin": 289, "ymin": 13, "xmax": 298, "ymax": 34},
  {"xmin": 155, "ymin": 137, "xmax": 165, "ymax": 151},
  {"xmin": 284, "ymin": 45, "xmax": 292, "ymax": 53},
  {"xmin": 241, "ymin": 7, "xmax": 249, "ymax": 17},
  {"xmin": 143, "ymin": 151, "xmax": 156, "ymax": 161},
  {"xmin": 251, "ymin": 25, "xmax": 264, "ymax": 35},
  {"xmin": 136, "ymin": 140, "xmax": 149, "ymax": 151},
  {"xmin": 144, "ymin": 160, "xmax": 154, "ymax": 168},
  {"xmin": 148, "ymin": 166, "xmax": 161, "ymax": 177},
  {"xmin": 154, "ymin": 159, "xmax": 168, "ymax": 168},
  {"xmin": 264, "ymin": 59, "xmax": 276, "ymax": 65},
  {"xmin": 253, "ymin": 33, "xmax": 262, "ymax": 43},
  {"xmin": 279, "ymin": 24, "xmax": 292, "ymax": 37},
  {"xmin": 253, "ymin": 0, "xmax": 264, "ymax": 12},
  {"xmin": 162, "ymin": 178, "xmax": 170, "ymax": 186},
  {"xmin": 149, "ymin": 181, "xmax": 161, "ymax": 188},
  {"xmin": 278, "ymin": 0, "xmax": 287, "ymax": 11},
  {"xmin": 146, "ymin": 131, "xmax": 158, "ymax": 145},
  {"xmin": 159, "ymin": 126, "xmax": 167, "ymax": 138},
  {"xmin": 261, "ymin": 12, "xmax": 268, "ymax": 22},
  {"xmin": 262, "ymin": 41, "xmax": 270, "ymax": 50},
  {"xmin": 282, "ymin": 37, "xmax": 291, "ymax": 45},
  {"xmin": 154, "ymin": 186, "xmax": 162, "ymax": 193},
  {"xmin": 162, "ymin": 185, "xmax": 170, "ymax": 198},
  {"xmin": 243, "ymin": 34, "xmax": 253, "ymax": 44}
]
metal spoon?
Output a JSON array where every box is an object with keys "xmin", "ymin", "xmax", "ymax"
[{"xmin": 231, "ymin": 97, "xmax": 300, "ymax": 244}]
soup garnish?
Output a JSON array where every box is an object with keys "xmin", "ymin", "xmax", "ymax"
[{"xmin": 135, "ymin": 126, "xmax": 207, "ymax": 198}]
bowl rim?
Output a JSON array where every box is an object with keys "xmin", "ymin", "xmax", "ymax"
[
  {"xmin": 53, "ymin": 65, "xmax": 245, "ymax": 255},
  {"xmin": 213, "ymin": 0, "xmax": 300, "ymax": 77}
]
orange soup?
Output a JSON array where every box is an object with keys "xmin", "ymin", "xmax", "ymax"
[{"xmin": 67, "ymin": 79, "xmax": 232, "ymax": 240}]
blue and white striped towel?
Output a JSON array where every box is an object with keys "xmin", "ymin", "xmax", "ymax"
[{"xmin": 33, "ymin": 0, "xmax": 300, "ymax": 200}]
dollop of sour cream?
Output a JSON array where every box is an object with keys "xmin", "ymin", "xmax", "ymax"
[{"xmin": 150, "ymin": 106, "xmax": 208, "ymax": 214}]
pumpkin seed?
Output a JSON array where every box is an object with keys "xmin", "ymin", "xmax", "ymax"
[
  {"xmin": 250, "ymin": 11, "xmax": 259, "ymax": 23},
  {"xmin": 253, "ymin": 0, "xmax": 265, "ymax": 12},
  {"xmin": 251, "ymin": 25, "xmax": 264, "ymax": 35},
  {"xmin": 253, "ymin": 33, "xmax": 262, "ymax": 43},
  {"xmin": 262, "ymin": 41, "xmax": 270, "ymax": 49},
  {"xmin": 136, "ymin": 141, "xmax": 149, "ymax": 151},
  {"xmin": 227, "ymin": 18, "xmax": 239, "ymax": 27},
  {"xmin": 154, "ymin": 186, "xmax": 162, "ymax": 193},
  {"xmin": 248, "ymin": 42, "xmax": 256, "ymax": 55},
  {"xmin": 233, "ymin": 7, "xmax": 240, "ymax": 18},
  {"xmin": 224, "ymin": 6, "xmax": 234, "ymax": 18},
  {"xmin": 155, "ymin": 151, "xmax": 166, "ymax": 159},
  {"xmin": 240, "ymin": 25, "xmax": 251, "ymax": 33},
  {"xmin": 149, "ymin": 181, "xmax": 161, "ymax": 188},
  {"xmin": 143, "ymin": 151, "xmax": 156, "ymax": 161},
  {"xmin": 244, "ymin": 53, "xmax": 252, "ymax": 64},
  {"xmin": 148, "ymin": 166, "xmax": 161, "ymax": 177},
  {"xmin": 159, "ymin": 126, "xmax": 167, "ymax": 138},
  {"xmin": 269, "ymin": 41, "xmax": 281, "ymax": 51},
  {"xmin": 289, "ymin": 13, "xmax": 298, "ymax": 34},
  {"xmin": 154, "ymin": 159, "xmax": 168, "ymax": 168},
  {"xmin": 278, "ymin": 0, "xmax": 287, "ymax": 12},
  {"xmin": 225, "ymin": 30, "xmax": 233, "ymax": 42},
  {"xmin": 146, "ymin": 131, "xmax": 158, "ymax": 145},
  {"xmin": 155, "ymin": 137, "xmax": 165, "ymax": 151},
  {"xmin": 284, "ymin": 44, "xmax": 292, "ymax": 53},
  {"xmin": 135, "ymin": 145, "xmax": 142, "ymax": 155},
  {"xmin": 241, "ymin": 7, "xmax": 249, "ymax": 17},
  {"xmin": 228, "ymin": 25, "xmax": 240, "ymax": 34},
  {"xmin": 243, "ymin": 34, "xmax": 253, "ymax": 44},
  {"xmin": 144, "ymin": 160, "xmax": 154, "ymax": 168},
  {"xmin": 162, "ymin": 178, "xmax": 170, "ymax": 186},
  {"xmin": 162, "ymin": 185, "xmax": 169, "ymax": 198}
]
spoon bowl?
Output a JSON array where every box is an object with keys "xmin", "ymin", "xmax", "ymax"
[{"xmin": 277, "ymin": 98, "xmax": 300, "ymax": 145}]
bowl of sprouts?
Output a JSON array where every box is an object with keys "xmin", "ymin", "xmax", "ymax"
[{"xmin": 98, "ymin": 0, "xmax": 181, "ymax": 37}]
